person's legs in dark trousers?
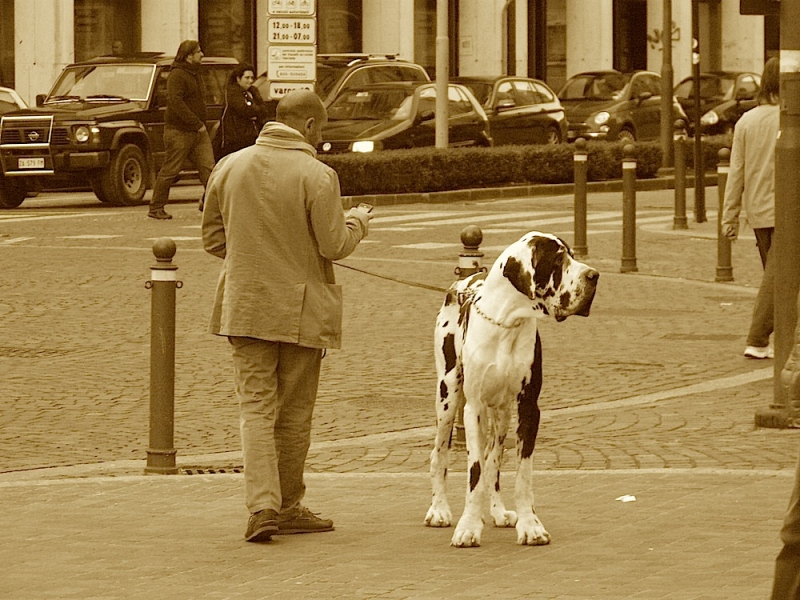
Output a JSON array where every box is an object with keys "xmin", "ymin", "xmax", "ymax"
[
  {"xmin": 747, "ymin": 228, "xmax": 775, "ymax": 350},
  {"xmin": 149, "ymin": 129, "xmax": 197, "ymax": 214},
  {"xmin": 189, "ymin": 130, "xmax": 215, "ymax": 212},
  {"xmin": 772, "ymin": 444, "xmax": 800, "ymax": 599}
]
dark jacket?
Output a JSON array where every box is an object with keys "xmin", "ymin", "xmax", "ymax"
[
  {"xmin": 164, "ymin": 62, "xmax": 206, "ymax": 132},
  {"xmin": 218, "ymin": 83, "xmax": 270, "ymax": 157}
]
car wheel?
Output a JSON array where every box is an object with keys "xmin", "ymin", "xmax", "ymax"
[
  {"xmin": 545, "ymin": 126, "xmax": 562, "ymax": 145},
  {"xmin": 0, "ymin": 176, "xmax": 26, "ymax": 208},
  {"xmin": 617, "ymin": 127, "xmax": 636, "ymax": 143},
  {"xmin": 96, "ymin": 144, "xmax": 148, "ymax": 206},
  {"xmin": 90, "ymin": 178, "xmax": 112, "ymax": 203}
]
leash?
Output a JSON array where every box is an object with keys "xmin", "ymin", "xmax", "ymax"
[{"xmin": 333, "ymin": 261, "xmax": 449, "ymax": 294}]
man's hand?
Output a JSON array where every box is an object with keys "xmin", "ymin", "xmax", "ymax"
[
  {"xmin": 347, "ymin": 206, "xmax": 372, "ymax": 237},
  {"xmin": 722, "ymin": 223, "xmax": 739, "ymax": 240}
]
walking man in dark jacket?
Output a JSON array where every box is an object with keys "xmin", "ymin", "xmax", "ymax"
[{"xmin": 148, "ymin": 39, "xmax": 215, "ymax": 220}]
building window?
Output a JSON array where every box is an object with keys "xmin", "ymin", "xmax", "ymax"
[
  {"xmin": 74, "ymin": 0, "xmax": 141, "ymax": 62},
  {"xmin": 0, "ymin": 0, "xmax": 13, "ymax": 87},
  {"xmin": 199, "ymin": 0, "xmax": 255, "ymax": 64},
  {"xmin": 318, "ymin": 0, "xmax": 362, "ymax": 54},
  {"xmin": 546, "ymin": 0, "xmax": 566, "ymax": 91}
]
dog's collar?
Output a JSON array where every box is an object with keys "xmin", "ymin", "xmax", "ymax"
[{"xmin": 460, "ymin": 288, "xmax": 525, "ymax": 329}]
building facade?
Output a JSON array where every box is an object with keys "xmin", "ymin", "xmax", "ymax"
[{"xmin": 0, "ymin": 0, "xmax": 776, "ymax": 106}]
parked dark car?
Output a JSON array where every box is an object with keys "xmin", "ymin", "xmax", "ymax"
[
  {"xmin": 0, "ymin": 52, "xmax": 236, "ymax": 208},
  {"xmin": 254, "ymin": 53, "xmax": 430, "ymax": 107},
  {"xmin": 674, "ymin": 71, "xmax": 760, "ymax": 135},
  {"xmin": 452, "ymin": 75, "xmax": 567, "ymax": 145},
  {"xmin": 317, "ymin": 81, "xmax": 491, "ymax": 154},
  {"xmin": 558, "ymin": 69, "xmax": 686, "ymax": 142}
]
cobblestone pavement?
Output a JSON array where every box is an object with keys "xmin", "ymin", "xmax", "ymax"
[{"xmin": 0, "ymin": 183, "xmax": 798, "ymax": 598}]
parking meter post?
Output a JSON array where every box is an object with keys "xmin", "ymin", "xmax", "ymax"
[
  {"xmin": 621, "ymin": 144, "xmax": 638, "ymax": 273},
  {"xmin": 673, "ymin": 119, "xmax": 689, "ymax": 230},
  {"xmin": 453, "ymin": 226, "xmax": 484, "ymax": 447},
  {"xmin": 715, "ymin": 147, "xmax": 733, "ymax": 283},
  {"xmin": 145, "ymin": 238, "xmax": 180, "ymax": 475},
  {"xmin": 573, "ymin": 138, "xmax": 589, "ymax": 258}
]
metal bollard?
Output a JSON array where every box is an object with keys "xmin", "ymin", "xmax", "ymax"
[
  {"xmin": 620, "ymin": 144, "xmax": 638, "ymax": 273},
  {"xmin": 453, "ymin": 225, "xmax": 484, "ymax": 446},
  {"xmin": 145, "ymin": 238, "xmax": 181, "ymax": 475},
  {"xmin": 673, "ymin": 119, "xmax": 689, "ymax": 230},
  {"xmin": 715, "ymin": 147, "xmax": 733, "ymax": 282},
  {"xmin": 573, "ymin": 137, "xmax": 589, "ymax": 258}
]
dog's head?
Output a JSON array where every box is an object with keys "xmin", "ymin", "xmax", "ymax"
[{"xmin": 497, "ymin": 232, "xmax": 598, "ymax": 322}]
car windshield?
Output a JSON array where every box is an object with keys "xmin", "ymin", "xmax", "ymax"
[
  {"xmin": 327, "ymin": 87, "xmax": 416, "ymax": 121},
  {"xmin": 558, "ymin": 73, "xmax": 631, "ymax": 101},
  {"xmin": 316, "ymin": 64, "xmax": 346, "ymax": 99},
  {"xmin": 47, "ymin": 64, "xmax": 155, "ymax": 103},
  {"xmin": 674, "ymin": 76, "xmax": 736, "ymax": 101}
]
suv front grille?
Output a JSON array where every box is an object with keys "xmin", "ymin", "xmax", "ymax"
[{"xmin": 0, "ymin": 116, "xmax": 55, "ymax": 146}]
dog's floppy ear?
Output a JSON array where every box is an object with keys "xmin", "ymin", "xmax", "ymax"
[
  {"xmin": 528, "ymin": 235, "xmax": 564, "ymax": 293},
  {"xmin": 502, "ymin": 256, "xmax": 534, "ymax": 298}
]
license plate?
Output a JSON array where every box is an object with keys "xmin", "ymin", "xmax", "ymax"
[{"xmin": 18, "ymin": 157, "xmax": 44, "ymax": 169}]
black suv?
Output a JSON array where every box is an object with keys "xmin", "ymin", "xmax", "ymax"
[
  {"xmin": 254, "ymin": 53, "xmax": 430, "ymax": 107},
  {"xmin": 0, "ymin": 52, "xmax": 237, "ymax": 208}
]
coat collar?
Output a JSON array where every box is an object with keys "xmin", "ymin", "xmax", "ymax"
[{"xmin": 255, "ymin": 122, "xmax": 316, "ymax": 157}]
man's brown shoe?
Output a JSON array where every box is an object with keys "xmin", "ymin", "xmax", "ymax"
[
  {"xmin": 275, "ymin": 506, "xmax": 334, "ymax": 535},
  {"xmin": 147, "ymin": 209, "xmax": 172, "ymax": 220},
  {"xmin": 245, "ymin": 509, "xmax": 279, "ymax": 542}
]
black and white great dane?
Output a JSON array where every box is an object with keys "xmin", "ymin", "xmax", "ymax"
[{"xmin": 424, "ymin": 231, "xmax": 599, "ymax": 547}]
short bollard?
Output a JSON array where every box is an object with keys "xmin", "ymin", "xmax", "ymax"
[
  {"xmin": 673, "ymin": 119, "xmax": 689, "ymax": 230},
  {"xmin": 621, "ymin": 144, "xmax": 638, "ymax": 273},
  {"xmin": 454, "ymin": 225, "xmax": 484, "ymax": 447},
  {"xmin": 145, "ymin": 238, "xmax": 181, "ymax": 475},
  {"xmin": 716, "ymin": 147, "xmax": 733, "ymax": 282},
  {"xmin": 573, "ymin": 137, "xmax": 589, "ymax": 258}
]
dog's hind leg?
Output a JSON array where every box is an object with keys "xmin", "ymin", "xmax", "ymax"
[
  {"xmin": 425, "ymin": 324, "xmax": 462, "ymax": 528},
  {"xmin": 486, "ymin": 411, "xmax": 517, "ymax": 528}
]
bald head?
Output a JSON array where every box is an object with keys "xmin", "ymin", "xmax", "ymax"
[{"xmin": 276, "ymin": 90, "xmax": 327, "ymax": 147}]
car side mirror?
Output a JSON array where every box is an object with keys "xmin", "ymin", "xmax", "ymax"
[
  {"xmin": 36, "ymin": 94, "xmax": 46, "ymax": 107},
  {"xmin": 495, "ymin": 98, "xmax": 516, "ymax": 112},
  {"xmin": 417, "ymin": 109, "xmax": 435, "ymax": 123},
  {"xmin": 637, "ymin": 91, "xmax": 653, "ymax": 104},
  {"xmin": 736, "ymin": 89, "xmax": 755, "ymax": 102}
]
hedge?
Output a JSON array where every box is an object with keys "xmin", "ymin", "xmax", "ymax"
[{"xmin": 319, "ymin": 135, "xmax": 733, "ymax": 197}]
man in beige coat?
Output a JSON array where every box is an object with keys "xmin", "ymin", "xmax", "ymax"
[{"xmin": 202, "ymin": 90, "xmax": 371, "ymax": 543}]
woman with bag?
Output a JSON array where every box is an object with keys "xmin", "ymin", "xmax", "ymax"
[{"xmin": 216, "ymin": 64, "xmax": 272, "ymax": 159}]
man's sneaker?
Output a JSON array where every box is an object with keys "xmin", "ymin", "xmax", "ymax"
[
  {"xmin": 744, "ymin": 345, "xmax": 774, "ymax": 359},
  {"xmin": 275, "ymin": 507, "xmax": 334, "ymax": 535},
  {"xmin": 245, "ymin": 509, "xmax": 279, "ymax": 542}
]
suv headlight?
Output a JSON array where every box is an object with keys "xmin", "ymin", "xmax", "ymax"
[
  {"xmin": 73, "ymin": 125, "xmax": 100, "ymax": 144},
  {"xmin": 700, "ymin": 110, "xmax": 719, "ymax": 126},
  {"xmin": 352, "ymin": 140, "xmax": 376, "ymax": 153},
  {"xmin": 592, "ymin": 111, "xmax": 610, "ymax": 125}
]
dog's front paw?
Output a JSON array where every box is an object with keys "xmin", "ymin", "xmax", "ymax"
[
  {"xmin": 491, "ymin": 509, "xmax": 517, "ymax": 528},
  {"xmin": 451, "ymin": 517, "xmax": 483, "ymax": 547},
  {"xmin": 516, "ymin": 513, "xmax": 551, "ymax": 546},
  {"xmin": 424, "ymin": 505, "xmax": 452, "ymax": 527}
]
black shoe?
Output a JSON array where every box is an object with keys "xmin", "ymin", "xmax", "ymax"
[
  {"xmin": 147, "ymin": 209, "xmax": 173, "ymax": 220},
  {"xmin": 245, "ymin": 509, "xmax": 279, "ymax": 542},
  {"xmin": 275, "ymin": 507, "xmax": 334, "ymax": 535}
]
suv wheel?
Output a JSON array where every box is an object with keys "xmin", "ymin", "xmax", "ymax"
[
  {"xmin": 96, "ymin": 144, "xmax": 148, "ymax": 206},
  {"xmin": 0, "ymin": 176, "xmax": 26, "ymax": 208}
]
